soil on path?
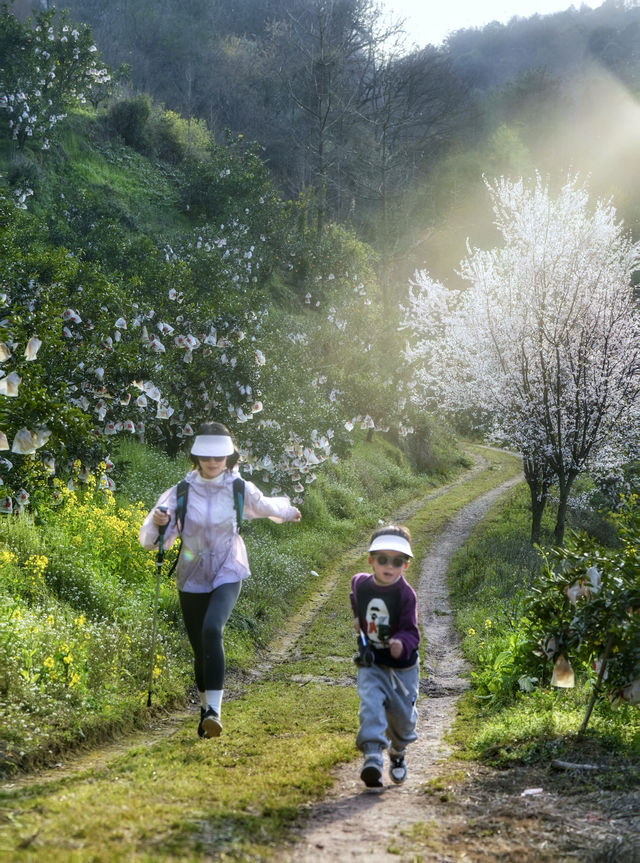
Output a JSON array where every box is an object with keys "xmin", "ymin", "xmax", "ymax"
[{"xmin": 281, "ymin": 474, "xmax": 640, "ymax": 863}]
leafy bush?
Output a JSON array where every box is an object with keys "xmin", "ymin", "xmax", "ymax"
[
  {"xmin": 149, "ymin": 110, "xmax": 211, "ymax": 163},
  {"xmin": 106, "ymin": 95, "xmax": 152, "ymax": 151},
  {"xmin": 521, "ymin": 498, "xmax": 640, "ymax": 726}
]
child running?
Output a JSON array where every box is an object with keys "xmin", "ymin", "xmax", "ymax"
[{"xmin": 350, "ymin": 524, "xmax": 420, "ymax": 788}]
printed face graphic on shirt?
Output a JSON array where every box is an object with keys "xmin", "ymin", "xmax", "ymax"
[{"xmin": 365, "ymin": 597, "xmax": 392, "ymax": 648}]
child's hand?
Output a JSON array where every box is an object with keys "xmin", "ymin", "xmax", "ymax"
[
  {"xmin": 353, "ymin": 616, "xmax": 360, "ymax": 635},
  {"xmin": 388, "ymin": 638, "xmax": 403, "ymax": 660}
]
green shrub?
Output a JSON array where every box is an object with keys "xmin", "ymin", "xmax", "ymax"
[
  {"xmin": 150, "ymin": 110, "xmax": 211, "ymax": 163},
  {"xmin": 107, "ymin": 95, "xmax": 152, "ymax": 151}
]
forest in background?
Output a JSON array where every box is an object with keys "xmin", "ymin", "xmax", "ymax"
[{"xmin": 11, "ymin": 0, "xmax": 640, "ymax": 297}]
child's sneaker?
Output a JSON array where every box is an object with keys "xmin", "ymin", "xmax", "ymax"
[
  {"xmin": 360, "ymin": 755, "xmax": 383, "ymax": 788},
  {"xmin": 389, "ymin": 753, "xmax": 407, "ymax": 784},
  {"xmin": 201, "ymin": 707, "xmax": 222, "ymax": 738}
]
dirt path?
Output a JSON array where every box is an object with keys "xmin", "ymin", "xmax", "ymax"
[{"xmin": 281, "ymin": 474, "xmax": 523, "ymax": 862}]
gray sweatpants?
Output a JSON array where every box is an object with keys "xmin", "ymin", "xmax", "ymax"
[{"xmin": 356, "ymin": 662, "xmax": 419, "ymax": 758}]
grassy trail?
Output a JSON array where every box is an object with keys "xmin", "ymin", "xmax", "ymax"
[{"xmin": 0, "ymin": 446, "xmax": 522, "ymax": 862}]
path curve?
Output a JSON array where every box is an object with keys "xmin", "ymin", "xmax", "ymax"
[{"xmin": 282, "ymin": 472, "xmax": 522, "ymax": 862}]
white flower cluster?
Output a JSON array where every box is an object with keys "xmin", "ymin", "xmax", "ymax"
[
  {"xmin": 242, "ymin": 427, "xmax": 336, "ymax": 503},
  {"xmin": 0, "ymin": 17, "xmax": 111, "ymax": 156}
]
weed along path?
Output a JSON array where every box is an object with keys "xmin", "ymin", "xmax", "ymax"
[{"xmin": 280, "ymin": 469, "xmax": 523, "ymax": 862}]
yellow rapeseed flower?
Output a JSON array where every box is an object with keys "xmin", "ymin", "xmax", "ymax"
[
  {"xmin": 11, "ymin": 608, "xmax": 22, "ymax": 620},
  {"xmin": 26, "ymin": 554, "xmax": 48, "ymax": 576},
  {"xmin": 0, "ymin": 548, "xmax": 17, "ymax": 565},
  {"xmin": 467, "ymin": 627, "xmax": 476, "ymax": 636},
  {"xmin": 63, "ymin": 652, "xmax": 73, "ymax": 665},
  {"xmin": 44, "ymin": 656, "xmax": 54, "ymax": 669},
  {"xmin": 74, "ymin": 614, "xmax": 87, "ymax": 628},
  {"xmin": 484, "ymin": 619, "xmax": 493, "ymax": 629}
]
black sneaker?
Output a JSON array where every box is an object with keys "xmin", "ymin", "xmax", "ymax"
[
  {"xmin": 197, "ymin": 707, "xmax": 206, "ymax": 738},
  {"xmin": 389, "ymin": 754, "xmax": 407, "ymax": 784},
  {"xmin": 360, "ymin": 756, "xmax": 383, "ymax": 788},
  {"xmin": 202, "ymin": 707, "xmax": 222, "ymax": 738}
]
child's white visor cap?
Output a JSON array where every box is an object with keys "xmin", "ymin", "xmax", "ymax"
[
  {"xmin": 191, "ymin": 434, "xmax": 235, "ymax": 457},
  {"xmin": 368, "ymin": 535, "xmax": 413, "ymax": 558}
]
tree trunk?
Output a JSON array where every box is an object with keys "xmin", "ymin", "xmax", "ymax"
[
  {"xmin": 578, "ymin": 632, "xmax": 615, "ymax": 736},
  {"xmin": 529, "ymin": 488, "xmax": 546, "ymax": 545},
  {"xmin": 554, "ymin": 472, "xmax": 577, "ymax": 546},
  {"xmin": 522, "ymin": 456, "xmax": 550, "ymax": 545}
]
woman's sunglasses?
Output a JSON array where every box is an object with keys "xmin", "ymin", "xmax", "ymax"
[{"xmin": 372, "ymin": 553, "xmax": 407, "ymax": 567}]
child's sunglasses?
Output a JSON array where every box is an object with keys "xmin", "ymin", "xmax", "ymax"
[{"xmin": 372, "ymin": 553, "xmax": 407, "ymax": 567}]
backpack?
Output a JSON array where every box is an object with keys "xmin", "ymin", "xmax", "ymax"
[{"xmin": 165, "ymin": 475, "xmax": 245, "ymax": 577}]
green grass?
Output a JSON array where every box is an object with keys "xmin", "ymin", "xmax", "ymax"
[
  {"xmin": 0, "ymin": 681, "xmax": 358, "ymax": 862},
  {"xmin": 0, "ymin": 444, "xmax": 523, "ymax": 860}
]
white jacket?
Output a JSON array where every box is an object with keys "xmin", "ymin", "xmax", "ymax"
[{"xmin": 139, "ymin": 468, "xmax": 298, "ymax": 592}]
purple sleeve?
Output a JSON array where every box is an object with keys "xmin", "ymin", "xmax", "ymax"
[
  {"xmin": 350, "ymin": 573, "xmax": 367, "ymax": 619},
  {"xmin": 394, "ymin": 580, "xmax": 420, "ymax": 659}
]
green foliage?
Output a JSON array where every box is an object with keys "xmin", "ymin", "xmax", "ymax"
[
  {"xmin": 400, "ymin": 411, "xmax": 468, "ymax": 475},
  {"xmin": 112, "ymin": 437, "xmax": 190, "ymax": 509},
  {"xmin": 522, "ymin": 498, "xmax": 640, "ymax": 705},
  {"xmin": 149, "ymin": 110, "xmax": 211, "ymax": 164},
  {"xmin": 105, "ymin": 94, "xmax": 152, "ymax": 151},
  {"xmin": 179, "ymin": 133, "xmax": 284, "ymax": 242},
  {"xmin": 0, "ymin": 6, "xmax": 111, "ymax": 151}
]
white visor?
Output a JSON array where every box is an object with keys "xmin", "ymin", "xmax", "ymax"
[
  {"xmin": 190, "ymin": 434, "xmax": 235, "ymax": 457},
  {"xmin": 368, "ymin": 534, "xmax": 413, "ymax": 558}
]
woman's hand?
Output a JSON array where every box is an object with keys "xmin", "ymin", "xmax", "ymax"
[{"xmin": 152, "ymin": 508, "xmax": 171, "ymax": 528}]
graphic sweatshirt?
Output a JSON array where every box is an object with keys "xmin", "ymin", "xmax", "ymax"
[{"xmin": 350, "ymin": 573, "xmax": 420, "ymax": 668}]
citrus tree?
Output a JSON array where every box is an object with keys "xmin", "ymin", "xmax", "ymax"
[
  {"xmin": 521, "ymin": 497, "xmax": 640, "ymax": 732},
  {"xmin": 0, "ymin": 5, "xmax": 111, "ymax": 151}
]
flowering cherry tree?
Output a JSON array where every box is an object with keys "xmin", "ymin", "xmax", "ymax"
[{"xmin": 403, "ymin": 175, "xmax": 640, "ymax": 543}]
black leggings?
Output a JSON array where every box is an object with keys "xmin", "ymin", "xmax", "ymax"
[{"xmin": 179, "ymin": 581, "xmax": 242, "ymax": 691}]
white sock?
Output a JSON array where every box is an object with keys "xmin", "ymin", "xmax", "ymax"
[
  {"xmin": 199, "ymin": 691, "xmax": 207, "ymax": 709},
  {"xmin": 205, "ymin": 689, "xmax": 223, "ymax": 715}
]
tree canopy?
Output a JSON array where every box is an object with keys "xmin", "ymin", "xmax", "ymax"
[{"xmin": 403, "ymin": 174, "xmax": 640, "ymax": 544}]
